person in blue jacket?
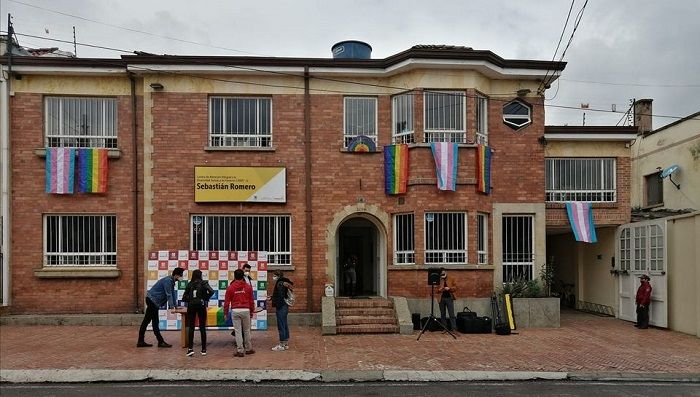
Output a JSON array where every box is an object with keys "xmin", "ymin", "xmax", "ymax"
[{"xmin": 137, "ymin": 267, "xmax": 184, "ymax": 348}]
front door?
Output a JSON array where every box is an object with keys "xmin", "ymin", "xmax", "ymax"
[
  {"xmin": 617, "ymin": 220, "xmax": 668, "ymax": 327},
  {"xmin": 338, "ymin": 218, "xmax": 378, "ymax": 296}
]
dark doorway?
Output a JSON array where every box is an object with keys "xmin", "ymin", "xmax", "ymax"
[{"xmin": 338, "ymin": 217, "xmax": 378, "ymax": 297}]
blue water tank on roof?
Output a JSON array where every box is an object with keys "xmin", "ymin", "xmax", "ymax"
[{"xmin": 332, "ymin": 41, "xmax": 372, "ymax": 59}]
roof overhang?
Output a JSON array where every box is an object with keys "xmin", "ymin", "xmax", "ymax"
[
  {"xmin": 10, "ymin": 65, "xmax": 125, "ymax": 76},
  {"xmin": 544, "ymin": 133, "xmax": 638, "ymax": 142}
]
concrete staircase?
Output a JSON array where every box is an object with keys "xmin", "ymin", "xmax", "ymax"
[{"xmin": 334, "ymin": 297, "xmax": 399, "ymax": 334}]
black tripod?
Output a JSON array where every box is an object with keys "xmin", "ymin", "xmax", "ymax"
[{"xmin": 417, "ymin": 284, "xmax": 457, "ymax": 340}]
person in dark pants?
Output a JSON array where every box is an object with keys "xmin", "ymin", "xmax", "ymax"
[
  {"xmin": 438, "ymin": 268, "xmax": 458, "ymax": 332},
  {"xmin": 635, "ymin": 274, "xmax": 652, "ymax": 329},
  {"xmin": 182, "ymin": 269, "xmax": 214, "ymax": 357},
  {"xmin": 269, "ymin": 270, "xmax": 293, "ymax": 351},
  {"xmin": 137, "ymin": 267, "xmax": 184, "ymax": 348}
]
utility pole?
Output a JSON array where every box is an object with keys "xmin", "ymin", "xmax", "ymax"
[
  {"xmin": 73, "ymin": 26, "xmax": 77, "ymax": 57},
  {"xmin": 1, "ymin": 13, "xmax": 14, "ymax": 306}
]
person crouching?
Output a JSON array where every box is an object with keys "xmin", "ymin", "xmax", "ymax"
[{"xmin": 224, "ymin": 269, "xmax": 256, "ymax": 357}]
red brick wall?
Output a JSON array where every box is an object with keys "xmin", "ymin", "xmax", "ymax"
[{"xmin": 10, "ymin": 92, "xmax": 142, "ymax": 314}]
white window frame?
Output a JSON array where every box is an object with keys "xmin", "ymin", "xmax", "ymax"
[
  {"xmin": 502, "ymin": 99, "xmax": 532, "ymax": 130},
  {"xmin": 43, "ymin": 214, "xmax": 117, "ymax": 267},
  {"xmin": 423, "ymin": 91, "xmax": 466, "ymax": 143},
  {"xmin": 619, "ymin": 227, "xmax": 631, "ymax": 271},
  {"xmin": 44, "ymin": 96, "xmax": 118, "ymax": 148},
  {"xmin": 477, "ymin": 213, "xmax": 488, "ymax": 265},
  {"xmin": 475, "ymin": 94, "xmax": 488, "ymax": 145},
  {"xmin": 393, "ymin": 213, "xmax": 415, "ymax": 265},
  {"xmin": 208, "ymin": 96, "xmax": 272, "ymax": 148},
  {"xmin": 392, "ymin": 93, "xmax": 414, "ymax": 144},
  {"xmin": 190, "ymin": 214, "xmax": 291, "ymax": 266},
  {"xmin": 502, "ymin": 214, "xmax": 534, "ymax": 282},
  {"xmin": 343, "ymin": 96, "xmax": 378, "ymax": 148},
  {"xmin": 618, "ymin": 223, "xmax": 665, "ymax": 273},
  {"xmin": 545, "ymin": 158, "xmax": 617, "ymax": 202},
  {"xmin": 424, "ymin": 212, "xmax": 468, "ymax": 265}
]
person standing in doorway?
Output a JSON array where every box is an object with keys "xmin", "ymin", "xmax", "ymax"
[
  {"xmin": 635, "ymin": 274, "xmax": 652, "ymax": 329},
  {"xmin": 270, "ymin": 270, "xmax": 293, "ymax": 351},
  {"xmin": 343, "ymin": 255, "xmax": 357, "ymax": 297},
  {"xmin": 182, "ymin": 269, "xmax": 214, "ymax": 357},
  {"xmin": 224, "ymin": 269, "xmax": 256, "ymax": 357},
  {"xmin": 438, "ymin": 268, "xmax": 458, "ymax": 332},
  {"xmin": 137, "ymin": 267, "xmax": 184, "ymax": 348}
]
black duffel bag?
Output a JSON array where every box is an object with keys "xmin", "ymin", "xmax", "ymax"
[
  {"xmin": 457, "ymin": 306, "xmax": 477, "ymax": 320},
  {"xmin": 494, "ymin": 322, "xmax": 511, "ymax": 335},
  {"xmin": 457, "ymin": 315, "xmax": 492, "ymax": 334}
]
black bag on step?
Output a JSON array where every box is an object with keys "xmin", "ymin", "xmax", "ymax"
[
  {"xmin": 494, "ymin": 323, "xmax": 511, "ymax": 335},
  {"xmin": 457, "ymin": 307, "xmax": 477, "ymax": 320},
  {"xmin": 457, "ymin": 315, "xmax": 492, "ymax": 334}
]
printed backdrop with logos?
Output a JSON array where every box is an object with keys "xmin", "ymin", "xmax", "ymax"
[{"xmin": 147, "ymin": 250, "xmax": 268, "ymax": 331}]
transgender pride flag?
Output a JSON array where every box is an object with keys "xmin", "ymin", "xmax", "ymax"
[
  {"xmin": 566, "ymin": 202, "xmax": 597, "ymax": 243},
  {"xmin": 430, "ymin": 142, "xmax": 458, "ymax": 191},
  {"xmin": 45, "ymin": 147, "xmax": 76, "ymax": 194}
]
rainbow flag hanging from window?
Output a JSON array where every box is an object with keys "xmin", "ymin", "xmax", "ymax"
[
  {"xmin": 77, "ymin": 148, "xmax": 109, "ymax": 193},
  {"xmin": 430, "ymin": 142, "xmax": 458, "ymax": 191},
  {"xmin": 566, "ymin": 202, "xmax": 597, "ymax": 243},
  {"xmin": 45, "ymin": 147, "xmax": 76, "ymax": 194},
  {"xmin": 383, "ymin": 144, "xmax": 409, "ymax": 195},
  {"xmin": 476, "ymin": 145, "xmax": 492, "ymax": 194}
]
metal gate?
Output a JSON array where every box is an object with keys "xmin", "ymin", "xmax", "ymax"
[{"xmin": 502, "ymin": 214, "xmax": 534, "ymax": 282}]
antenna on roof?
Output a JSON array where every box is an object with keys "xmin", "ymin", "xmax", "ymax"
[{"xmin": 660, "ymin": 165, "xmax": 681, "ymax": 189}]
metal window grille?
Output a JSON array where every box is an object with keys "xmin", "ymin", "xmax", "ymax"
[
  {"xmin": 619, "ymin": 228, "xmax": 631, "ymax": 271},
  {"xmin": 209, "ymin": 97, "xmax": 272, "ymax": 148},
  {"xmin": 424, "ymin": 91, "xmax": 466, "ymax": 143},
  {"xmin": 392, "ymin": 93, "xmax": 414, "ymax": 144},
  {"xmin": 649, "ymin": 224, "xmax": 663, "ymax": 271},
  {"xmin": 502, "ymin": 214, "xmax": 534, "ymax": 282},
  {"xmin": 633, "ymin": 226, "xmax": 647, "ymax": 271},
  {"xmin": 545, "ymin": 158, "xmax": 617, "ymax": 202},
  {"xmin": 475, "ymin": 95, "xmax": 488, "ymax": 145},
  {"xmin": 424, "ymin": 212, "xmax": 467, "ymax": 264},
  {"xmin": 44, "ymin": 215, "xmax": 117, "ymax": 266},
  {"xmin": 45, "ymin": 97, "xmax": 118, "ymax": 148},
  {"xmin": 477, "ymin": 213, "xmax": 488, "ymax": 265},
  {"xmin": 645, "ymin": 173, "xmax": 663, "ymax": 206},
  {"xmin": 502, "ymin": 100, "xmax": 531, "ymax": 129},
  {"xmin": 393, "ymin": 213, "xmax": 415, "ymax": 265},
  {"xmin": 191, "ymin": 215, "xmax": 291, "ymax": 265},
  {"xmin": 344, "ymin": 97, "xmax": 377, "ymax": 147}
]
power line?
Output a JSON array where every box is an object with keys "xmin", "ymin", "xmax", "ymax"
[
  {"xmin": 8, "ymin": 31, "xmax": 134, "ymax": 53},
  {"xmin": 541, "ymin": 0, "xmax": 589, "ymax": 94},
  {"xmin": 539, "ymin": 0, "xmax": 575, "ymax": 95},
  {"xmin": 560, "ymin": 78, "xmax": 700, "ymax": 88}
]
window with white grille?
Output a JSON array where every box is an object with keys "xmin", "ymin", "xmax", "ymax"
[
  {"xmin": 477, "ymin": 213, "xmax": 488, "ymax": 265},
  {"xmin": 424, "ymin": 212, "xmax": 467, "ymax": 264},
  {"xmin": 633, "ymin": 226, "xmax": 647, "ymax": 271},
  {"xmin": 209, "ymin": 97, "xmax": 272, "ymax": 148},
  {"xmin": 392, "ymin": 93, "xmax": 414, "ymax": 144},
  {"xmin": 619, "ymin": 228, "xmax": 631, "ymax": 271},
  {"xmin": 618, "ymin": 223, "xmax": 664, "ymax": 273},
  {"xmin": 44, "ymin": 215, "xmax": 117, "ymax": 266},
  {"xmin": 502, "ymin": 214, "xmax": 534, "ymax": 282},
  {"xmin": 546, "ymin": 158, "xmax": 617, "ymax": 202},
  {"xmin": 649, "ymin": 224, "xmax": 664, "ymax": 271},
  {"xmin": 344, "ymin": 97, "xmax": 377, "ymax": 147},
  {"xmin": 45, "ymin": 97, "xmax": 118, "ymax": 148},
  {"xmin": 475, "ymin": 94, "xmax": 488, "ymax": 145},
  {"xmin": 191, "ymin": 215, "xmax": 291, "ymax": 265},
  {"xmin": 424, "ymin": 91, "xmax": 466, "ymax": 143},
  {"xmin": 393, "ymin": 213, "xmax": 415, "ymax": 265}
]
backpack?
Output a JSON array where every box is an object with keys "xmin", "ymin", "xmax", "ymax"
[
  {"xmin": 284, "ymin": 288, "xmax": 296, "ymax": 307},
  {"xmin": 185, "ymin": 280, "xmax": 214, "ymax": 306}
]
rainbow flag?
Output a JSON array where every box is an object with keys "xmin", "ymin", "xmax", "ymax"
[
  {"xmin": 45, "ymin": 147, "xmax": 75, "ymax": 194},
  {"xmin": 430, "ymin": 142, "xmax": 458, "ymax": 191},
  {"xmin": 566, "ymin": 202, "xmax": 597, "ymax": 243},
  {"xmin": 77, "ymin": 148, "xmax": 108, "ymax": 193},
  {"xmin": 383, "ymin": 144, "xmax": 409, "ymax": 195},
  {"xmin": 476, "ymin": 145, "xmax": 492, "ymax": 194}
]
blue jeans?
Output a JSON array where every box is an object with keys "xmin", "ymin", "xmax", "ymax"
[{"xmin": 276, "ymin": 304, "xmax": 289, "ymax": 342}]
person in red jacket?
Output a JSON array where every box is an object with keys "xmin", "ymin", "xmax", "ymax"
[
  {"xmin": 224, "ymin": 269, "xmax": 256, "ymax": 357},
  {"xmin": 635, "ymin": 274, "xmax": 652, "ymax": 329}
]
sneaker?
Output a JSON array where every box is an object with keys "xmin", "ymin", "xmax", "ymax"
[
  {"xmin": 271, "ymin": 344, "xmax": 286, "ymax": 352},
  {"xmin": 158, "ymin": 341, "xmax": 172, "ymax": 348},
  {"xmin": 136, "ymin": 342, "xmax": 153, "ymax": 348},
  {"xmin": 186, "ymin": 349, "xmax": 194, "ymax": 357},
  {"xmin": 234, "ymin": 352, "xmax": 245, "ymax": 357},
  {"xmin": 201, "ymin": 350, "xmax": 207, "ymax": 356},
  {"xmin": 245, "ymin": 349, "xmax": 256, "ymax": 355}
]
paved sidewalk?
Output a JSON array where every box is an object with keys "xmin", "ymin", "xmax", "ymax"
[{"xmin": 1, "ymin": 311, "xmax": 699, "ymax": 382}]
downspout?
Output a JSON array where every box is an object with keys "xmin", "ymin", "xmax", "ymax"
[
  {"xmin": 129, "ymin": 73, "xmax": 140, "ymax": 313},
  {"xmin": 1, "ymin": 64, "xmax": 10, "ymax": 307},
  {"xmin": 304, "ymin": 67, "xmax": 313, "ymax": 311}
]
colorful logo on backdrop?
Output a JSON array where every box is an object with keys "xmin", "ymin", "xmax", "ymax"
[{"xmin": 147, "ymin": 250, "xmax": 268, "ymax": 331}]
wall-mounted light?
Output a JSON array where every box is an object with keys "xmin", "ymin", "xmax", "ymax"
[
  {"xmin": 149, "ymin": 82, "xmax": 164, "ymax": 90},
  {"xmin": 538, "ymin": 135, "xmax": 548, "ymax": 146}
]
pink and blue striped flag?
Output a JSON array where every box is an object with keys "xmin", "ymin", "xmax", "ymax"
[
  {"xmin": 430, "ymin": 142, "xmax": 458, "ymax": 191},
  {"xmin": 566, "ymin": 202, "xmax": 597, "ymax": 243},
  {"xmin": 45, "ymin": 147, "xmax": 76, "ymax": 194}
]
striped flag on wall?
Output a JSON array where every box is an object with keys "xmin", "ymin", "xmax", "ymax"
[
  {"xmin": 566, "ymin": 202, "xmax": 597, "ymax": 243},
  {"xmin": 476, "ymin": 145, "xmax": 492, "ymax": 194},
  {"xmin": 77, "ymin": 148, "xmax": 109, "ymax": 193},
  {"xmin": 45, "ymin": 147, "xmax": 76, "ymax": 194},
  {"xmin": 383, "ymin": 144, "xmax": 409, "ymax": 195},
  {"xmin": 430, "ymin": 142, "xmax": 458, "ymax": 191}
]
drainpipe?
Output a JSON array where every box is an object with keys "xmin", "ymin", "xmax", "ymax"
[
  {"xmin": 129, "ymin": 73, "xmax": 140, "ymax": 313},
  {"xmin": 0, "ymin": 63, "xmax": 10, "ymax": 307},
  {"xmin": 304, "ymin": 67, "xmax": 313, "ymax": 312}
]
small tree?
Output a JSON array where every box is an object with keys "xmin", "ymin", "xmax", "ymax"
[{"xmin": 540, "ymin": 256, "xmax": 556, "ymax": 297}]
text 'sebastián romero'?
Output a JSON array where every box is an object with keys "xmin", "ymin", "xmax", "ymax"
[{"xmin": 196, "ymin": 182, "xmax": 257, "ymax": 190}]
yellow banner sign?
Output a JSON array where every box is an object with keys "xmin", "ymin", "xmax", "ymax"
[{"xmin": 195, "ymin": 167, "xmax": 286, "ymax": 203}]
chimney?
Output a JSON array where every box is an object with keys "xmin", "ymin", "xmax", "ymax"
[{"xmin": 633, "ymin": 98, "xmax": 653, "ymax": 135}]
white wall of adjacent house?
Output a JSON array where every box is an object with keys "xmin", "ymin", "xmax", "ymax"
[
  {"xmin": 666, "ymin": 212, "xmax": 700, "ymax": 338},
  {"xmin": 631, "ymin": 115, "xmax": 700, "ymax": 210}
]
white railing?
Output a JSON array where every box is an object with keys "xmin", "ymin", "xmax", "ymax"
[
  {"xmin": 424, "ymin": 212, "xmax": 467, "ymax": 265},
  {"xmin": 502, "ymin": 214, "xmax": 533, "ymax": 282},
  {"xmin": 477, "ymin": 213, "xmax": 488, "ymax": 265},
  {"xmin": 209, "ymin": 97, "xmax": 272, "ymax": 148},
  {"xmin": 392, "ymin": 93, "xmax": 414, "ymax": 144},
  {"xmin": 45, "ymin": 97, "xmax": 118, "ymax": 148},
  {"xmin": 44, "ymin": 215, "xmax": 117, "ymax": 267},
  {"xmin": 393, "ymin": 213, "xmax": 415, "ymax": 265},
  {"xmin": 546, "ymin": 158, "xmax": 617, "ymax": 202}
]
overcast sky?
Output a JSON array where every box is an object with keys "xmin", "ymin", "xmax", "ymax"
[{"xmin": 2, "ymin": 0, "xmax": 698, "ymax": 128}]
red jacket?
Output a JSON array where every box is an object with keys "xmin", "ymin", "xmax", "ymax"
[
  {"xmin": 224, "ymin": 279, "xmax": 255, "ymax": 315},
  {"xmin": 635, "ymin": 281, "xmax": 652, "ymax": 306}
]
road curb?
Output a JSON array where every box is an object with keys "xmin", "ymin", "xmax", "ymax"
[{"xmin": 567, "ymin": 372, "xmax": 700, "ymax": 382}]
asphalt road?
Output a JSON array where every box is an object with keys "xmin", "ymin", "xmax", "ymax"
[{"xmin": 1, "ymin": 381, "xmax": 699, "ymax": 397}]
